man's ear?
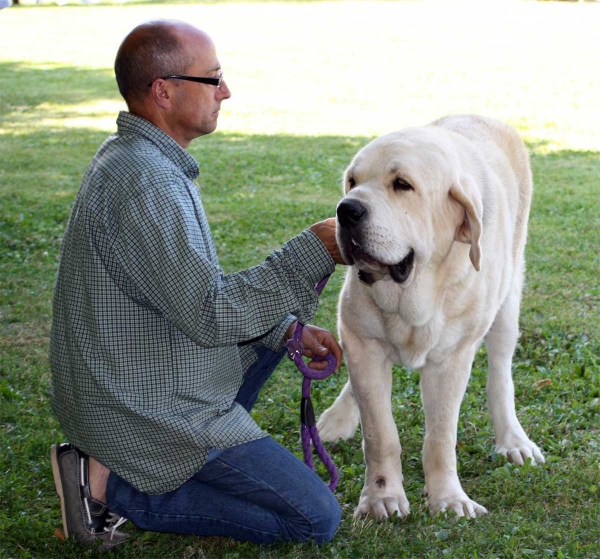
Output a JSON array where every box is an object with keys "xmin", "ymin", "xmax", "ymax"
[
  {"xmin": 149, "ymin": 80, "xmax": 172, "ymax": 110},
  {"xmin": 449, "ymin": 177, "xmax": 483, "ymax": 271}
]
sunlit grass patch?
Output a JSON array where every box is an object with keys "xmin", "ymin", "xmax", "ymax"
[{"xmin": 0, "ymin": 100, "xmax": 125, "ymax": 135}]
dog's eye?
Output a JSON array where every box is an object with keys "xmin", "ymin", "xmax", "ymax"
[
  {"xmin": 348, "ymin": 177, "xmax": 356, "ymax": 189},
  {"xmin": 392, "ymin": 177, "xmax": 414, "ymax": 192}
]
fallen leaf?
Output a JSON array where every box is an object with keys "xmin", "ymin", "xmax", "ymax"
[
  {"xmin": 534, "ymin": 379, "xmax": 552, "ymax": 390},
  {"xmin": 54, "ymin": 528, "xmax": 66, "ymax": 541}
]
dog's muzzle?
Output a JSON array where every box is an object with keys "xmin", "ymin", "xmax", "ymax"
[{"xmin": 337, "ymin": 199, "xmax": 415, "ymax": 285}]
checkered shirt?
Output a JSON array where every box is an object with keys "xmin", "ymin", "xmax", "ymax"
[{"xmin": 50, "ymin": 112, "xmax": 335, "ymax": 494}]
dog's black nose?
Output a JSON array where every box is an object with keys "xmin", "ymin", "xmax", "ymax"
[{"xmin": 337, "ymin": 199, "xmax": 367, "ymax": 228}]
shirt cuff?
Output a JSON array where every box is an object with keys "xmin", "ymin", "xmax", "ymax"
[
  {"xmin": 259, "ymin": 314, "xmax": 297, "ymax": 353},
  {"xmin": 285, "ymin": 229, "xmax": 336, "ymax": 287}
]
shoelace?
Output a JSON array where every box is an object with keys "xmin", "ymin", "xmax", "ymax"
[{"xmin": 104, "ymin": 513, "xmax": 128, "ymax": 541}]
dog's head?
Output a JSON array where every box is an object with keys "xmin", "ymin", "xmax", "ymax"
[{"xmin": 337, "ymin": 126, "xmax": 482, "ymax": 286}]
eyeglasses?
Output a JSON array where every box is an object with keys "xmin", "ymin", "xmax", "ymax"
[{"xmin": 147, "ymin": 70, "xmax": 224, "ymax": 89}]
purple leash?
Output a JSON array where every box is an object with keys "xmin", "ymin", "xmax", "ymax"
[{"xmin": 285, "ymin": 276, "xmax": 339, "ymax": 491}]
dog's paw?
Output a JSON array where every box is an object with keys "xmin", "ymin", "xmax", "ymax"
[
  {"xmin": 496, "ymin": 435, "xmax": 545, "ymax": 466},
  {"xmin": 317, "ymin": 402, "xmax": 360, "ymax": 443},
  {"xmin": 425, "ymin": 490, "xmax": 488, "ymax": 519},
  {"xmin": 354, "ymin": 482, "xmax": 411, "ymax": 520}
]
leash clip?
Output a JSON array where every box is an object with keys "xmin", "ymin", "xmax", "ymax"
[{"xmin": 286, "ymin": 339, "xmax": 304, "ymax": 360}]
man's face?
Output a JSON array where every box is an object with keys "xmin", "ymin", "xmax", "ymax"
[{"xmin": 168, "ymin": 29, "xmax": 231, "ymax": 145}]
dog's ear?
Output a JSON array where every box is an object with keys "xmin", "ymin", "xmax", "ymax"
[
  {"xmin": 449, "ymin": 177, "xmax": 483, "ymax": 271},
  {"xmin": 343, "ymin": 168, "xmax": 354, "ymax": 194}
]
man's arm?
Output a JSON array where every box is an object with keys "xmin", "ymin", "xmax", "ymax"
[
  {"xmin": 248, "ymin": 218, "xmax": 345, "ymax": 352},
  {"xmin": 114, "ymin": 182, "xmax": 338, "ymax": 348}
]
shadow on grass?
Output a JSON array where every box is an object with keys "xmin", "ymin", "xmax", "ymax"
[{"xmin": 1, "ymin": 108, "xmax": 598, "ymax": 301}]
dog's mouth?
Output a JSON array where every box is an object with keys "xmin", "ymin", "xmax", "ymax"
[
  {"xmin": 388, "ymin": 249, "xmax": 415, "ymax": 283},
  {"xmin": 346, "ymin": 239, "xmax": 415, "ymax": 285},
  {"xmin": 346, "ymin": 239, "xmax": 386, "ymax": 272}
]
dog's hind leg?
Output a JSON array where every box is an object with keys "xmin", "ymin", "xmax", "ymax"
[
  {"xmin": 317, "ymin": 380, "xmax": 360, "ymax": 442},
  {"xmin": 485, "ymin": 276, "xmax": 545, "ymax": 466}
]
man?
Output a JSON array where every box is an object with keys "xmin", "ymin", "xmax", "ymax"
[{"xmin": 50, "ymin": 19, "xmax": 345, "ymax": 551}]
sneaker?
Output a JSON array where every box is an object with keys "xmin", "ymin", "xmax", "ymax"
[{"xmin": 51, "ymin": 443, "xmax": 129, "ymax": 551}]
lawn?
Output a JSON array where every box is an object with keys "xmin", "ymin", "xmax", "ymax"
[{"xmin": 1, "ymin": 1, "xmax": 599, "ymax": 558}]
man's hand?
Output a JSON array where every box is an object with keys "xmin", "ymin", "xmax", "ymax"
[
  {"xmin": 310, "ymin": 218, "xmax": 347, "ymax": 265},
  {"xmin": 285, "ymin": 323, "xmax": 343, "ymax": 374}
]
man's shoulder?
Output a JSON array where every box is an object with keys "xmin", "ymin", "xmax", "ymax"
[
  {"xmin": 75, "ymin": 136, "xmax": 187, "ymax": 215},
  {"xmin": 98, "ymin": 132, "xmax": 167, "ymax": 171},
  {"xmin": 92, "ymin": 133, "xmax": 182, "ymax": 189},
  {"xmin": 81, "ymin": 114, "xmax": 199, "ymax": 206}
]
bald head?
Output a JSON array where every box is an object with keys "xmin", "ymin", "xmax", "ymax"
[{"xmin": 114, "ymin": 20, "xmax": 207, "ymax": 108}]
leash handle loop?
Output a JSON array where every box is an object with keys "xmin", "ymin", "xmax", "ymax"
[{"xmin": 285, "ymin": 275, "xmax": 339, "ymax": 491}]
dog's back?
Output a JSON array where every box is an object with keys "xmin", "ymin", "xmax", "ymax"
[{"xmin": 432, "ymin": 115, "xmax": 532, "ymax": 263}]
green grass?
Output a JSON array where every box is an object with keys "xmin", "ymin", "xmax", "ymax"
[{"xmin": 1, "ymin": 1, "xmax": 599, "ymax": 558}]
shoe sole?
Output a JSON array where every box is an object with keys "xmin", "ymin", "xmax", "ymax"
[{"xmin": 50, "ymin": 445, "xmax": 70, "ymax": 539}]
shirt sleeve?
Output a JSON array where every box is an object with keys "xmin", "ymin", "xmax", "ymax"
[
  {"xmin": 113, "ymin": 176, "xmax": 335, "ymax": 349},
  {"xmin": 241, "ymin": 313, "xmax": 297, "ymax": 354}
]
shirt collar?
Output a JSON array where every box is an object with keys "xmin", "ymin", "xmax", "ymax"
[{"xmin": 116, "ymin": 111, "xmax": 200, "ymax": 180}]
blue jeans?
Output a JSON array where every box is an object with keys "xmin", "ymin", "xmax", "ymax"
[{"xmin": 105, "ymin": 347, "xmax": 342, "ymax": 544}]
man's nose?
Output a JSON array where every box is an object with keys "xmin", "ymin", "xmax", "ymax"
[
  {"xmin": 218, "ymin": 80, "xmax": 232, "ymax": 100},
  {"xmin": 337, "ymin": 199, "xmax": 367, "ymax": 228}
]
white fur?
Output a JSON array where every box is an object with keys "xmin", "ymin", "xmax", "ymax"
[{"xmin": 318, "ymin": 115, "xmax": 544, "ymax": 520}]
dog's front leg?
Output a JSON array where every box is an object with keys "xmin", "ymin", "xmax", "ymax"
[
  {"xmin": 420, "ymin": 353, "xmax": 489, "ymax": 519},
  {"xmin": 349, "ymin": 336, "xmax": 410, "ymax": 520}
]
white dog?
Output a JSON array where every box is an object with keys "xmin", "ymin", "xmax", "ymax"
[{"xmin": 318, "ymin": 115, "xmax": 544, "ymax": 519}]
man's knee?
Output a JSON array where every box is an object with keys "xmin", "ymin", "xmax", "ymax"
[
  {"xmin": 314, "ymin": 492, "xmax": 342, "ymax": 544},
  {"xmin": 293, "ymin": 488, "xmax": 342, "ymax": 544}
]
